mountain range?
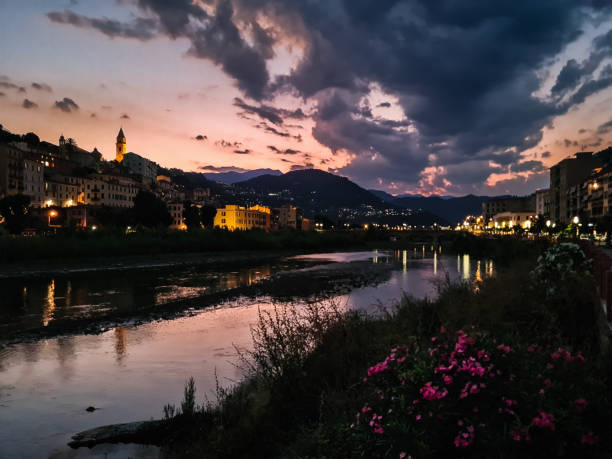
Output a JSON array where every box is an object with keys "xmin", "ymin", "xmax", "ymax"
[{"xmin": 203, "ymin": 168, "xmax": 282, "ymax": 184}]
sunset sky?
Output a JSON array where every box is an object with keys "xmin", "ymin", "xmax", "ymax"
[{"xmin": 3, "ymin": 1, "xmax": 612, "ymax": 195}]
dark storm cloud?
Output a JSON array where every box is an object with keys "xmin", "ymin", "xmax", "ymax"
[
  {"xmin": 48, "ymin": 0, "xmax": 612, "ymax": 194},
  {"xmin": 290, "ymin": 162, "xmax": 314, "ymax": 171},
  {"xmin": 54, "ymin": 97, "xmax": 79, "ymax": 113},
  {"xmin": 541, "ymin": 151, "xmax": 552, "ymax": 158},
  {"xmin": 31, "ymin": 82, "xmax": 52, "ymax": 92},
  {"xmin": 234, "ymin": 149, "xmax": 251, "ymax": 154},
  {"xmin": 233, "ymin": 97, "xmax": 306, "ymax": 125},
  {"xmin": 597, "ymin": 119, "xmax": 612, "ymax": 135},
  {"xmin": 47, "ymin": 10, "xmax": 159, "ymax": 40},
  {"xmin": 195, "ymin": 134, "xmax": 207, "ymax": 141},
  {"xmin": 511, "ymin": 160, "xmax": 546, "ymax": 173},
  {"xmin": 22, "ymin": 99, "xmax": 38, "ymax": 109}
]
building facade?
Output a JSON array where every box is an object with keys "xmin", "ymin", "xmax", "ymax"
[
  {"xmin": 214, "ymin": 205, "xmax": 271, "ymax": 231},
  {"xmin": 122, "ymin": 152, "xmax": 158, "ymax": 179},
  {"xmin": 535, "ymin": 188, "xmax": 550, "ymax": 217},
  {"xmin": 549, "ymin": 152, "xmax": 602, "ymax": 224},
  {"xmin": 482, "ymin": 195, "xmax": 535, "ymax": 222}
]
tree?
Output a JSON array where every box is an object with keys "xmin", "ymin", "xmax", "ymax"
[
  {"xmin": 201, "ymin": 205, "xmax": 217, "ymax": 228},
  {"xmin": 183, "ymin": 202, "xmax": 202, "ymax": 229},
  {"xmin": 0, "ymin": 194, "xmax": 31, "ymax": 234},
  {"xmin": 132, "ymin": 191, "xmax": 172, "ymax": 228},
  {"xmin": 22, "ymin": 132, "xmax": 40, "ymax": 145}
]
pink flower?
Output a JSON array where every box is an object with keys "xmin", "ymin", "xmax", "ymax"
[
  {"xmin": 416, "ymin": 414, "xmax": 422, "ymax": 421},
  {"xmin": 543, "ymin": 378, "xmax": 552, "ymax": 388},
  {"xmin": 532, "ymin": 411, "xmax": 555, "ymax": 431},
  {"xmin": 399, "ymin": 453, "xmax": 406, "ymax": 459},
  {"xmin": 581, "ymin": 432, "xmax": 597, "ymax": 445},
  {"xmin": 454, "ymin": 425, "xmax": 475, "ymax": 448},
  {"xmin": 497, "ymin": 344, "xmax": 513, "ymax": 353},
  {"xmin": 574, "ymin": 398, "xmax": 588, "ymax": 412},
  {"xmin": 374, "ymin": 426, "xmax": 384, "ymax": 434},
  {"xmin": 443, "ymin": 375, "xmax": 453, "ymax": 385}
]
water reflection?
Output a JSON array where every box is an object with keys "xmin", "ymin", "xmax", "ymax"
[
  {"xmin": 0, "ymin": 251, "xmax": 496, "ymax": 458},
  {"xmin": 115, "ymin": 328, "xmax": 128, "ymax": 365},
  {"xmin": 43, "ymin": 280, "xmax": 56, "ymax": 326}
]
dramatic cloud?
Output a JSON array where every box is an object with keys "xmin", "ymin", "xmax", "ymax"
[
  {"xmin": 195, "ymin": 134, "xmax": 207, "ymax": 141},
  {"xmin": 267, "ymin": 145, "xmax": 300, "ymax": 154},
  {"xmin": 233, "ymin": 148, "xmax": 251, "ymax": 154},
  {"xmin": 233, "ymin": 97, "xmax": 306, "ymax": 125},
  {"xmin": 597, "ymin": 119, "xmax": 612, "ymax": 135},
  {"xmin": 31, "ymin": 82, "xmax": 52, "ymax": 92},
  {"xmin": 54, "ymin": 97, "xmax": 79, "ymax": 113},
  {"xmin": 22, "ymin": 99, "xmax": 38, "ymax": 109},
  {"xmin": 47, "ymin": 10, "xmax": 159, "ymax": 40},
  {"xmin": 44, "ymin": 0, "xmax": 612, "ymax": 194}
]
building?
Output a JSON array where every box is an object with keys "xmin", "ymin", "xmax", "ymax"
[
  {"xmin": 116, "ymin": 128, "xmax": 126, "ymax": 162},
  {"xmin": 535, "ymin": 188, "xmax": 550, "ymax": 217},
  {"xmin": 482, "ymin": 195, "xmax": 535, "ymax": 222},
  {"xmin": 123, "ymin": 152, "xmax": 158, "ymax": 179},
  {"xmin": 214, "ymin": 205, "xmax": 271, "ymax": 231},
  {"xmin": 0, "ymin": 144, "xmax": 45, "ymax": 206},
  {"xmin": 189, "ymin": 188, "xmax": 211, "ymax": 204},
  {"xmin": 273, "ymin": 204, "xmax": 304, "ymax": 229},
  {"xmin": 490, "ymin": 212, "xmax": 537, "ymax": 229},
  {"xmin": 550, "ymin": 152, "xmax": 602, "ymax": 224},
  {"xmin": 582, "ymin": 165, "xmax": 612, "ymax": 219},
  {"xmin": 168, "ymin": 202, "xmax": 185, "ymax": 229}
]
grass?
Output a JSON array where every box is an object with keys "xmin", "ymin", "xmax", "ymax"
[{"xmin": 151, "ymin": 241, "xmax": 611, "ymax": 458}]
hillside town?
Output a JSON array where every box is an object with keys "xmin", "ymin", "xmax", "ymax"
[{"xmin": 0, "ymin": 126, "xmax": 313, "ymax": 232}]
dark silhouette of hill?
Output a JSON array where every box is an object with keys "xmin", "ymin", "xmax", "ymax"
[
  {"xmin": 235, "ymin": 169, "xmax": 449, "ymax": 225},
  {"xmin": 204, "ymin": 168, "xmax": 282, "ymax": 184},
  {"xmin": 392, "ymin": 195, "xmax": 495, "ymax": 224}
]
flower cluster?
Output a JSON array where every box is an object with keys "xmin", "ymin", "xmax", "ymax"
[{"xmin": 347, "ymin": 327, "xmax": 606, "ymax": 457}]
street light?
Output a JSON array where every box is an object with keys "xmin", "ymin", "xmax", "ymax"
[
  {"xmin": 546, "ymin": 220, "xmax": 551, "ymax": 228},
  {"xmin": 573, "ymin": 216, "xmax": 579, "ymax": 238},
  {"xmin": 48, "ymin": 210, "xmax": 58, "ymax": 226}
]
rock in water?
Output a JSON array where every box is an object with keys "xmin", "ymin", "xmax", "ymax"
[{"xmin": 68, "ymin": 420, "xmax": 166, "ymax": 448}]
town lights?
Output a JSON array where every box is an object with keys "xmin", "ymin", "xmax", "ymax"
[
  {"xmin": 48, "ymin": 209, "xmax": 58, "ymax": 226},
  {"xmin": 546, "ymin": 220, "xmax": 551, "ymax": 228},
  {"xmin": 573, "ymin": 216, "xmax": 579, "ymax": 225}
]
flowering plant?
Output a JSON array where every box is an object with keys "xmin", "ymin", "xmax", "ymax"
[{"xmin": 347, "ymin": 327, "xmax": 608, "ymax": 458}]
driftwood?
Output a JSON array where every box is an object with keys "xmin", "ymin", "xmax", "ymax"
[{"xmin": 68, "ymin": 420, "xmax": 167, "ymax": 448}]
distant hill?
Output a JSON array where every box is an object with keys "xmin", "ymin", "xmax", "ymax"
[
  {"xmin": 368, "ymin": 189, "xmax": 396, "ymax": 203},
  {"xmin": 235, "ymin": 169, "xmax": 448, "ymax": 225},
  {"xmin": 205, "ymin": 168, "xmax": 282, "ymax": 184},
  {"xmin": 392, "ymin": 195, "xmax": 494, "ymax": 224}
]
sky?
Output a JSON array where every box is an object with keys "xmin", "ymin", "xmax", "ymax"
[{"xmin": 2, "ymin": 1, "xmax": 612, "ymax": 196}]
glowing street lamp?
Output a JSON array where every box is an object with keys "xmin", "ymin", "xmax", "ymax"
[
  {"xmin": 48, "ymin": 209, "xmax": 58, "ymax": 226},
  {"xmin": 573, "ymin": 216, "xmax": 579, "ymax": 225},
  {"xmin": 546, "ymin": 220, "xmax": 551, "ymax": 228}
]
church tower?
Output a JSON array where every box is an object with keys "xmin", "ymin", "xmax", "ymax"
[{"xmin": 116, "ymin": 128, "xmax": 126, "ymax": 162}]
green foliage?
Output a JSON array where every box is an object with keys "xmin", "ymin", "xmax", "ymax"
[
  {"xmin": 133, "ymin": 191, "xmax": 172, "ymax": 228},
  {"xmin": 157, "ymin": 243, "xmax": 609, "ymax": 458},
  {"xmin": 0, "ymin": 194, "xmax": 32, "ymax": 234},
  {"xmin": 181, "ymin": 377, "xmax": 197, "ymax": 416}
]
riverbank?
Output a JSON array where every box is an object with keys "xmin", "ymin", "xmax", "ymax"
[{"xmin": 73, "ymin": 242, "xmax": 611, "ymax": 457}]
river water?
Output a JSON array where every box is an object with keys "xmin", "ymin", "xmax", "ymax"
[{"xmin": 0, "ymin": 250, "xmax": 493, "ymax": 458}]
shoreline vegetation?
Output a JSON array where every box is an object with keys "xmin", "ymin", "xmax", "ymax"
[
  {"xmin": 1, "ymin": 229, "xmax": 543, "ymax": 266},
  {"xmin": 68, "ymin": 240, "xmax": 612, "ymax": 458}
]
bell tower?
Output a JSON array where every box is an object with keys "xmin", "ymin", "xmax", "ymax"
[{"xmin": 116, "ymin": 128, "xmax": 126, "ymax": 162}]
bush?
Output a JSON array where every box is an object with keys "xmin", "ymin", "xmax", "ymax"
[{"xmin": 330, "ymin": 328, "xmax": 610, "ymax": 458}]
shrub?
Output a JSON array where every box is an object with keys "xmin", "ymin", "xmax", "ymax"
[{"xmin": 342, "ymin": 328, "xmax": 610, "ymax": 458}]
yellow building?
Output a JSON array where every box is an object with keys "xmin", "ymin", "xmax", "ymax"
[
  {"xmin": 214, "ymin": 205, "xmax": 271, "ymax": 231},
  {"xmin": 116, "ymin": 128, "xmax": 126, "ymax": 162}
]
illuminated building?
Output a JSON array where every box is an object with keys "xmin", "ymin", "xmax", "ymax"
[
  {"xmin": 535, "ymin": 188, "xmax": 550, "ymax": 217},
  {"xmin": 0, "ymin": 144, "xmax": 44, "ymax": 206},
  {"xmin": 214, "ymin": 205, "xmax": 271, "ymax": 231},
  {"xmin": 115, "ymin": 128, "xmax": 126, "ymax": 163},
  {"xmin": 273, "ymin": 204, "xmax": 303, "ymax": 229},
  {"xmin": 491, "ymin": 212, "xmax": 536, "ymax": 229},
  {"xmin": 168, "ymin": 202, "xmax": 186, "ymax": 229},
  {"xmin": 550, "ymin": 152, "xmax": 602, "ymax": 224},
  {"xmin": 482, "ymin": 195, "xmax": 535, "ymax": 222}
]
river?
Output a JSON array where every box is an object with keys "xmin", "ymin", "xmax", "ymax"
[{"xmin": 0, "ymin": 249, "xmax": 493, "ymax": 458}]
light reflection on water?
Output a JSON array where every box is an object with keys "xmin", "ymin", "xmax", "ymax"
[{"xmin": 0, "ymin": 251, "xmax": 492, "ymax": 458}]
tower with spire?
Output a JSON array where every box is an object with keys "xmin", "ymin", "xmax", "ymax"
[{"xmin": 116, "ymin": 128, "xmax": 126, "ymax": 162}]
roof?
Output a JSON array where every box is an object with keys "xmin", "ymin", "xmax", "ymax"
[{"xmin": 117, "ymin": 128, "xmax": 125, "ymax": 140}]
